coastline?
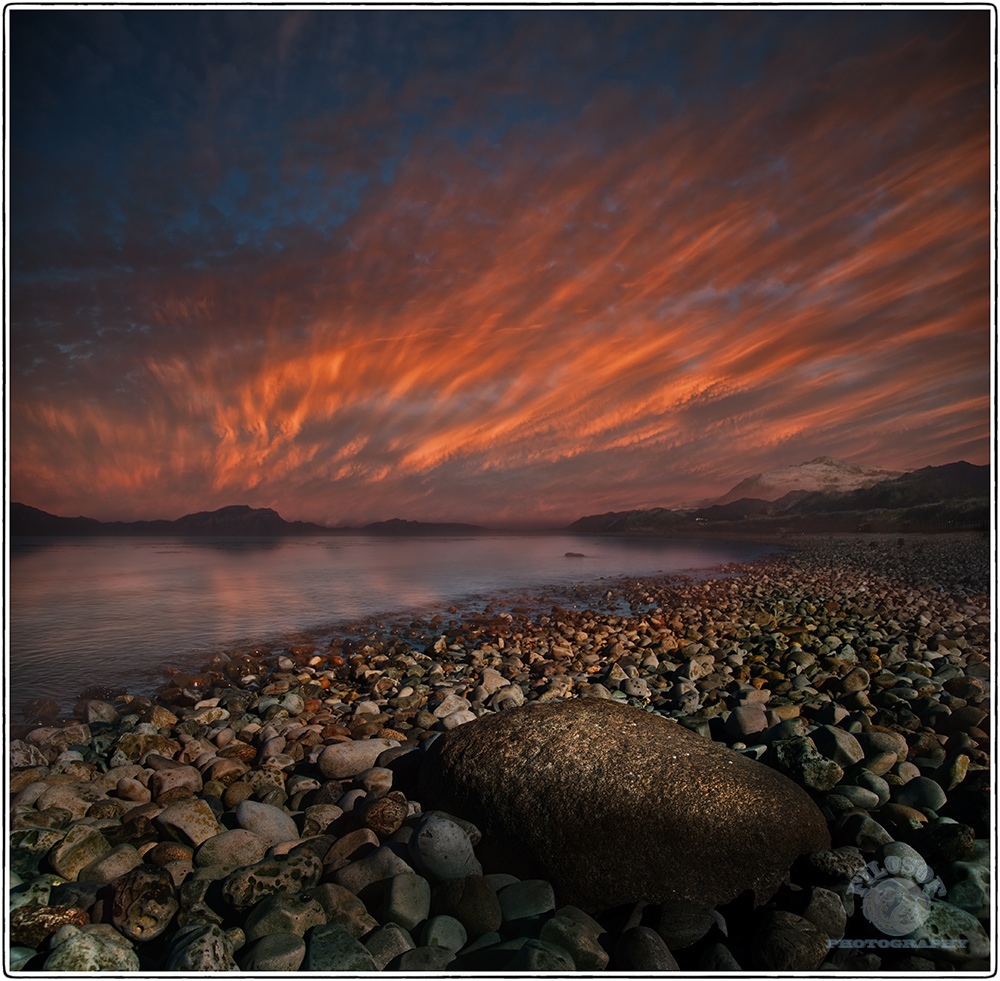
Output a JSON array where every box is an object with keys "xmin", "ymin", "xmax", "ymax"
[{"xmin": 8, "ymin": 531, "xmax": 992, "ymax": 972}]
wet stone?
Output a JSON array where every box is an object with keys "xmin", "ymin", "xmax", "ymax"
[
  {"xmin": 235, "ymin": 799, "xmax": 299, "ymax": 847},
  {"xmin": 752, "ymin": 910, "xmax": 830, "ymax": 970},
  {"xmin": 47, "ymin": 825, "xmax": 111, "ymax": 881},
  {"xmin": 163, "ymin": 921, "xmax": 238, "ymax": 971},
  {"xmin": 616, "ymin": 926, "xmax": 681, "ymax": 971},
  {"xmin": 383, "ymin": 872, "xmax": 432, "ymax": 932},
  {"xmin": 43, "ymin": 925, "xmax": 140, "ymax": 972},
  {"xmin": 238, "ymin": 932, "xmax": 307, "ymax": 971},
  {"xmin": 305, "ymin": 923, "xmax": 378, "ymax": 971},
  {"xmin": 244, "ymin": 893, "xmax": 327, "ymax": 941},
  {"xmin": 111, "ymin": 864, "xmax": 180, "ymax": 943},
  {"xmin": 222, "ymin": 852, "xmax": 323, "ymax": 912},
  {"xmin": 364, "ymin": 922, "xmax": 416, "ymax": 970},
  {"xmin": 10, "ymin": 904, "xmax": 90, "ymax": 948},
  {"xmin": 194, "ymin": 828, "xmax": 269, "ymax": 869},
  {"xmin": 538, "ymin": 905, "xmax": 610, "ymax": 971}
]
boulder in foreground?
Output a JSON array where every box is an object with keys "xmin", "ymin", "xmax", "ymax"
[{"xmin": 419, "ymin": 699, "xmax": 830, "ymax": 912}]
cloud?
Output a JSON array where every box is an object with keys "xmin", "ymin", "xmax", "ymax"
[{"xmin": 9, "ymin": 11, "xmax": 991, "ymax": 524}]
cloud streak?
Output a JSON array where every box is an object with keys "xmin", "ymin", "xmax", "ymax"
[{"xmin": 9, "ymin": 10, "xmax": 991, "ymax": 524}]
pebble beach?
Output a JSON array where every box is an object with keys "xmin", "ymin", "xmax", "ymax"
[{"xmin": 8, "ymin": 532, "xmax": 993, "ymax": 973}]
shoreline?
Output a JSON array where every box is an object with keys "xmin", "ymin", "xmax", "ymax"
[{"xmin": 8, "ymin": 531, "xmax": 992, "ymax": 972}]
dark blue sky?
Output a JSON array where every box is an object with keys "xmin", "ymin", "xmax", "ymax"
[{"xmin": 9, "ymin": 8, "xmax": 992, "ymax": 524}]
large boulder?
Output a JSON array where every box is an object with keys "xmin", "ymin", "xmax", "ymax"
[{"xmin": 419, "ymin": 699, "xmax": 830, "ymax": 912}]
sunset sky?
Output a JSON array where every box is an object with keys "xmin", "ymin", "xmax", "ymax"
[{"xmin": 8, "ymin": 8, "xmax": 992, "ymax": 527}]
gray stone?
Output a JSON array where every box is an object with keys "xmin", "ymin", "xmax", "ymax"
[
  {"xmin": 773, "ymin": 737, "xmax": 844, "ymax": 791},
  {"xmin": 164, "ymin": 921, "xmax": 238, "ymax": 971},
  {"xmin": 802, "ymin": 885, "xmax": 847, "ymax": 940},
  {"xmin": 834, "ymin": 784, "xmax": 881, "ymax": 810},
  {"xmin": 332, "ymin": 844, "xmax": 415, "ymax": 897},
  {"xmin": 43, "ymin": 926, "xmax": 140, "ymax": 972},
  {"xmin": 419, "ymin": 700, "xmax": 830, "ymax": 910},
  {"xmin": 305, "ymin": 923, "xmax": 378, "ymax": 970},
  {"xmin": 244, "ymin": 893, "xmax": 326, "ymax": 941},
  {"xmin": 498, "ymin": 878, "xmax": 556, "ymax": 925},
  {"xmin": 751, "ymin": 910, "xmax": 830, "ymax": 970},
  {"xmin": 894, "ymin": 776, "xmax": 948, "ymax": 812},
  {"xmin": 811, "ymin": 725, "xmax": 864, "ymax": 767},
  {"xmin": 235, "ymin": 799, "xmax": 300, "ymax": 847},
  {"xmin": 364, "ymin": 923, "xmax": 416, "ymax": 969},
  {"xmin": 538, "ymin": 905, "xmax": 609, "ymax": 970},
  {"xmin": 47, "ymin": 825, "xmax": 111, "ymax": 880},
  {"xmin": 505, "ymin": 938, "xmax": 576, "ymax": 970},
  {"xmin": 655, "ymin": 899, "xmax": 725, "ymax": 949},
  {"xmin": 617, "ymin": 926, "xmax": 680, "ymax": 970},
  {"xmin": 78, "ymin": 844, "xmax": 143, "ymax": 884},
  {"xmin": 155, "ymin": 798, "xmax": 225, "ymax": 847},
  {"xmin": 110, "ymin": 865, "xmax": 180, "ymax": 943},
  {"xmin": 408, "ymin": 813, "xmax": 482, "ymax": 881},
  {"xmin": 238, "ymin": 932, "xmax": 306, "ymax": 971},
  {"xmin": 698, "ymin": 942, "xmax": 743, "ymax": 970},
  {"xmin": 383, "ymin": 873, "xmax": 432, "ymax": 932},
  {"xmin": 222, "ymin": 852, "xmax": 323, "ymax": 911},
  {"xmin": 317, "ymin": 739, "xmax": 398, "ymax": 779},
  {"xmin": 905, "ymin": 899, "xmax": 989, "ymax": 963},
  {"xmin": 195, "ymin": 828, "xmax": 269, "ymax": 869},
  {"xmin": 391, "ymin": 944, "xmax": 459, "ymax": 970},
  {"xmin": 306, "ymin": 882, "xmax": 379, "ymax": 938},
  {"xmin": 420, "ymin": 914, "xmax": 467, "ymax": 951}
]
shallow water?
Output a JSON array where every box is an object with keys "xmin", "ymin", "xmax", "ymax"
[{"xmin": 8, "ymin": 534, "xmax": 775, "ymax": 711}]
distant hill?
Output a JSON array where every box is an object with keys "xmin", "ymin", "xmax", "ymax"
[
  {"xmin": 570, "ymin": 462, "xmax": 990, "ymax": 535},
  {"xmin": 714, "ymin": 456, "xmax": 903, "ymax": 505},
  {"xmin": 362, "ymin": 518, "xmax": 488, "ymax": 536},
  {"xmin": 10, "ymin": 503, "xmax": 333, "ymax": 537}
]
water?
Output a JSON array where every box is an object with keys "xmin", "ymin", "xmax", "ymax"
[{"xmin": 8, "ymin": 534, "xmax": 775, "ymax": 712}]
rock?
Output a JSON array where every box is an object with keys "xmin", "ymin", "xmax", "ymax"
[
  {"xmin": 154, "ymin": 798, "xmax": 225, "ymax": 847},
  {"xmin": 655, "ymin": 899, "xmax": 724, "ymax": 949},
  {"xmin": 364, "ymin": 923, "xmax": 416, "ymax": 969},
  {"xmin": 10, "ymin": 904, "xmax": 89, "ymax": 948},
  {"xmin": 332, "ymin": 844, "xmax": 415, "ymax": 897},
  {"xmin": 306, "ymin": 883, "xmax": 379, "ymax": 938},
  {"xmin": 408, "ymin": 812, "xmax": 483, "ymax": 881},
  {"xmin": 751, "ymin": 910, "xmax": 830, "ymax": 970},
  {"xmin": 235, "ymin": 799, "xmax": 299, "ymax": 847},
  {"xmin": 47, "ymin": 825, "xmax": 111, "ymax": 880},
  {"xmin": 78, "ymin": 843, "xmax": 143, "ymax": 884},
  {"xmin": 419, "ymin": 699, "xmax": 830, "ymax": 910},
  {"xmin": 811, "ymin": 725, "xmax": 864, "ymax": 767},
  {"xmin": 538, "ymin": 905, "xmax": 609, "ymax": 970},
  {"xmin": 383, "ymin": 873, "xmax": 432, "ymax": 932},
  {"xmin": 616, "ymin": 926, "xmax": 680, "ymax": 970},
  {"xmin": 772, "ymin": 737, "xmax": 844, "ymax": 791},
  {"xmin": 163, "ymin": 921, "xmax": 238, "ymax": 971},
  {"xmin": 317, "ymin": 738, "xmax": 398, "ymax": 779},
  {"xmin": 194, "ymin": 828, "xmax": 269, "ymax": 869},
  {"xmin": 305, "ymin": 923, "xmax": 378, "ymax": 970},
  {"xmin": 149, "ymin": 764, "xmax": 203, "ymax": 801},
  {"xmin": 36, "ymin": 782, "xmax": 109, "ymax": 822},
  {"xmin": 238, "ymin": 932, "xmax": 306, "ymax": 971},
  {"xmin": 893, "ymin": 776, "xmax": 948, "ymax": 812},
  {"xmin": 498, "ymin": 878, "xmax": 556, "ymax": 932},
  {"xmin": 801, "ymin": 885, "xmax": 847, "ymax": 940},
  {"xmin": 392, "ymin": 944, "xmax": 459, "ymax": 970},
  {"xmin": 244, "ymin": 894, "xmax": 327, "ymax": 940},
  {"xmin": 110, "ymin": 865, "xmax": 180, "ymax": 943},
  {"xmin": 44, "ymin": 925, "xmax": 140, "ymax": 971},
  {"xmin": 904, "ymin": 899, "xmax": 990, "ymax": 963},
  {"xmin": 222, "ymin": 852, "xmax": 323, "ymax": 912},
  {"xmin": 505, "ymin": 937, "xmax": 576, "ymax": 970},
  {"xmin": 420, "ymin": 913, "xmax": 467, "ymax": 951},
  {"xmin": 430, "ymin": 875, "xmax": 502, "ymax": 937},
  {"xmin": 361, "ymin": 790, "xmax": 409, "ymax": 838}
]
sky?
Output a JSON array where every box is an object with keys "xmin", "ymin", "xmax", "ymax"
[{"xmin": 7, "ymin": 7, "xmax": 993, "ymax": 527}]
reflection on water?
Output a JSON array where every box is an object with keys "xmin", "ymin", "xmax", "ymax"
[{"xmin": 8, "ymin": 535, "xmax": 774, "ymax": 711}]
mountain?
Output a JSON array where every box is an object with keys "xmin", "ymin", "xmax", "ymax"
[
  {"xmin": 713, "ymin": 456, "xmax": 904, "ymax": 505},
  {"xmin": 362, "ymin": 518, "xmax": 488, "ymax": 536},
  {"xmin": 10, "ymin": 503, "xmax": 332, "ymax": 537},
  {"xmin": 570, "ymin": 461, "xmax": 990, "ymax": 535}
]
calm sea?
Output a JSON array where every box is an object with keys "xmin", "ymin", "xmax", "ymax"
[{"xmin": 8, "ymin": 535, "xmax": 776, "ymax": 713}]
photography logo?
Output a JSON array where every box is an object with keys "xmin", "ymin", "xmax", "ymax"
[
  {"xmin": 826, "ymin": 853, "xmax": 965, "ymax": 950},
  {"xmin": 849, "ymin": 854, "xmax": 945, "ymax": 935}
]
